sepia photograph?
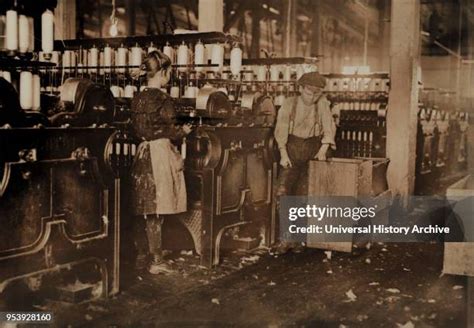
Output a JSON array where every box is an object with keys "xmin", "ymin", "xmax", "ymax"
[{"xmin": 0, "ymin": 0, "xmax": 473, "ymax": 327}]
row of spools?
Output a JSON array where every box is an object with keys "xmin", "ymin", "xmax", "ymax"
[
  {"xmin": 2, "ymin": 8, "xmax": 54, "ymax": 54},
  {"xmin": 37, "ymin": 44, "xmax": 318, "ymax": 82},
  {"xmin": 2, "ymin": 66, "xmax": 310, "ymax": 111},
  {"xmin": 42, "ymin": 42, "xmax": 241, "ymax": 75},
  {"xmin": 419, "ymin": 107, "xmax": 469, "ymax": 122},
  {"xmin": 4, "ymin": 68, "xmax": 393, "ymax": 111},
  {"xmin": 1, "ymin": 6, "xmax": 53, "ymax": 111},
  {"xmin": 325, "ymin": 77, "xmax": 390, "ymax": 93},
  {"xmin": 0, "ymin": 70, "xmax": 41, "ymax": 110}
]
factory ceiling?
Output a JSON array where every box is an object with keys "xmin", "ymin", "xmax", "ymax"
[{"xmin": 1, "ymin": 0, "xmax": 471, "ymax": 58}]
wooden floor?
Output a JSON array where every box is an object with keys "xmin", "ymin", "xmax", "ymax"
[
  {"xmin": 3, "ymin": 195, "xmax": 470, "ymax": 327},
  {"xmin": 22, "ymin": 241, "xmax": 466, "ymax": 327}
]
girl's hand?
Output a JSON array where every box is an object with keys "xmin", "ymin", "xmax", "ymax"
[{"xmin": 182, "ymin": 123, "xmax": 193, "ymax": 135}]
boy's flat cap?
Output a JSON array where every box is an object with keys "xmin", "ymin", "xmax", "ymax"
[{"xmin": 297, "ymin": 72, "xmax": 326, "ymax": 88}]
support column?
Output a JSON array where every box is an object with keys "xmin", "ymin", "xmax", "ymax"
[
  {"xmin": 282, "ymin": 0, "xmax": 297, "ymax": 57},
  {"xmin": 126, "ymin": 0, "xmax": 136, "ymax": 36},
  {"xmin": 198, "ymin": 0, "xmax": 224, "ymax": 32},
  {"xmin": 380, "ymin": 0, "xmax": 391, "ymax": 71},
  {"xmin": 363, "ymin": 18, "xmax": 369, "ymax": 66},
  {"xmin": 250, "ymin": 9, "xmax": 261, "ymax": 58},
  {"xmin": 54, "ymin": 0, "xmax": 76, "ymax": 40},
  {"xmin": 310, "ymin": 0, "xmax": 322, "ymax": 69},
  {"xmin": 386, "ymin": 0, "xmax": 421, "ymax": 204},
  {"xmin": 455, "ymin": 1, "xmax": 463, "ymax": 105}
]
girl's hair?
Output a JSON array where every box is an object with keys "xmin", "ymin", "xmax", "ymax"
[{"xmin": 138, "ymin": 50, "xmax": 171, "ymax": 79}]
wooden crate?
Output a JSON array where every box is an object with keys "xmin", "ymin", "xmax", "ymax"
[
  {"xmin": 308, "ymin": 158, "xmax": 373, "ymax": 196},
  {"xmin": 307, "ymin": 158, "xmax": 390, "ymax": 252},
  {"xmin": 443, "ymin": 175, "xmax": 474, "ymax": 277}
]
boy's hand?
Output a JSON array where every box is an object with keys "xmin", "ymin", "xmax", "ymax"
[
  {"xmin": 314, "ymin": 144, "xmax": 329, "ymax": 161},
  {"xmin": 279, "ymin": 148, "xmax": 292, "ymax": 168}
]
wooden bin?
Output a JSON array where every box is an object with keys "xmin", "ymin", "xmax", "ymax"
[
  {"xmin": 307, "ymin": 157, "xmax": 390, "ymax": 252},
  {"xmin": 309, "ymin": 158, "xmax": 370, "ymax": 196},
  {"xmin": 443, "ymin": 175, "xmax": 474, "ymax": 277}
]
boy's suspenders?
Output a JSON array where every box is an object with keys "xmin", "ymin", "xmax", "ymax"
[
  {"xmin": 288, "ymin": 96, "xmax": 322, "ymax": 137},
  {"xmin": 288, "ymin": 96, "xmax": 299, "ymax": 135}
]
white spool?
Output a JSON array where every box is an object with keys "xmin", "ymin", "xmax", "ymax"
[
  {"xmin": 383, "ymin": 78, "xmax": 390, "ymax": 92},
  {"xmin": 368, "ymin": 78, "xmax": 376, "ymax": 92},
  {"xmin": 194, "ymin": 41, "xmax": 205, "ymax": 72},
  {"xmin": 77, "ymin": 49, "xmax": 86, "ymax": 73},
  {"xmin": 170, "ymin": 86, "xmax": 180, "ymax": 98},
  {"xmin": 325, "ymin": 78, "xmax": 333, "ymax": 92},
  {"xmin": 283, "ymin": 65, "xmax": 292, "ymax": 81},
  {"xmin": 89, "ymin": 47, "xmax": 99, "ymax": 74},
  {"xmin": 185, "ymin": 84, "xmax": 198, "ymax": 98},
  {"xmin": 130, "ymin": 45, "xmax": 142, "ymax": 74},
  {"xmin": 256, "ymin": 66, "xmax": 267, "ymax": 81},
  {"xmin": 110, "ymin": 85, "xmax": 123, "ymax": 98},
  {"xmin": 335, "ymin": 78, "xmax": 343, "ymax": 92},
  {"xmin": 20, "ymin": 71, "xmax": 33, "ymax": 110},
  {"xmin": 99, "ymin": 51, "xmax": 104, "ymax": 75},
  {"xmin": 18, "ymin": 15, "xmax": 29, "ymax": 53},
  {"xmin": 82, "ymin": 49, "xmax": 88, "ymax": 66},
  {"xmin": 211, "ymin": 43, "xmax": 224, "ymax": 73},
  {"xmin": 177, "ymin": 42, "xmax": 189, "ymax": 72},
  {"xmin": 51, "ymin": 51, "xmax": 60, "ymax": 63},
  {"xmin": 6, "ymin": 10, "xmax": 18, "ymax": 51},
  {"xmin": 51, "ymin": 51, "xmax": 60, "ymax": 72},
  {"xmin": 243, "ymin": 67, "xmax": 253, "ymax": 81},
  {"xmin": 27, "ymin": 17, "xmax": 35, "ymax": 52},
  {"xmin": 103, "ymin": 45, "xmax": 112, "ymax": 73},
  {"xmin": 163, "ymin": 43, "xmax": 174, "ymax": 63},
  {"xmin": 62, "ymin": 50, "xmax": 71, "ymax": 72},
  {"xmin": 110, "ymin": 86, "xmax": 119, "ymax": 98},
  {"xmin": 32, "ymin": 74, "xmax": 41, "ymax": 110},
  {"xmin": 230, "ymin": 46, "xmax": 242, "ymax": 77},
  {"xmin": 116, "ymin": 46, "xmax": 127, "ymax": 73},
  {"xmin": 41, "ymin": 9, "xmax": 54, "ymax": 54},
  {"xmin": 275, "ymin": 94, "xmax": 286, "ymax": 107},
  {"xmin": 70, "ymin": 51, "xmax": 77, "ymax": 71},
  {"xmin": 270, "ymin": 65, "xmax": 280, "ymax": 81},
  {"xmin": 124, "ymin": 85, "xmax": 137, "ymax": 98},
  {"xmin": 113, "ymin": 50, "xmax": 119, "ymax": 73},
  {"xmin": 77, "ymin": 63, "xmax": 84, "ymax": 74}
]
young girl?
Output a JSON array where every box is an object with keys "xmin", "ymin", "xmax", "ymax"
[{"xmin": 130, "ymin": 50, "xmax": 192, "ymax": 274}]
